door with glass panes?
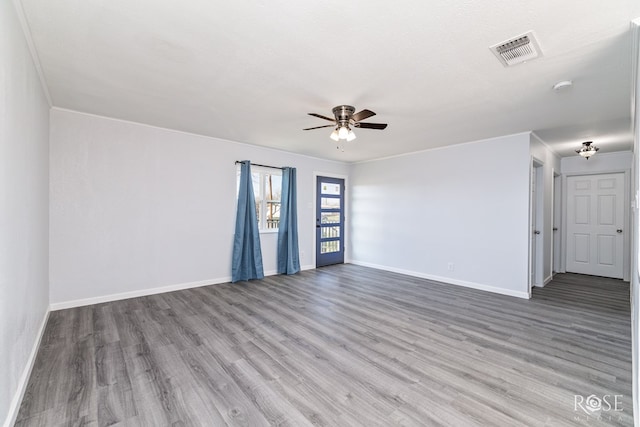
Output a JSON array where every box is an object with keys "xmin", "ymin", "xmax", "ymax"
[{"xmin": 316, "ymin": 177, "xmax": 345, "ymax": 267}]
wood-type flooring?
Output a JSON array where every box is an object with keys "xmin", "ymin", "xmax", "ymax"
[{"xmin": 15, "ymin": 265, "xmax": 633, "ymax": 426}]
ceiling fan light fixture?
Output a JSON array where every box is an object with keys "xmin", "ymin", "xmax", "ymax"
[
  {"xmin": 304, "ymin": 105, "xmax": 387, "ymax": 150},
  {"xmin": 575, "ymin": 141, "xmax": 599, "ymax": 159},
  {"xmin": 338, "ymin": 126, "xmax": 349, "ymax": 140}
]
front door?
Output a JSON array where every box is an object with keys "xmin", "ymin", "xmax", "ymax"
[
  {"xmin": 566, "ymin": 173, "xmax": 624, "ymax": 279},
  {"xmin": 316, "ymin": 177, "xmax": 345, "ymax": 267}
]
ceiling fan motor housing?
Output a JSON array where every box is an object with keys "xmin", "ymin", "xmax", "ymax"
[{"xmin": 333, "ymin": 105, "xmax": 355, "ymax": 126}]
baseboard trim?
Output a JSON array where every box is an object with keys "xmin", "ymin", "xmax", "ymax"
[
  {"xmin": 50, "ymin": 266, "xmax": 318, "ymax": 311},
  {"xmin": 50, "ymin": 277, "xmax": 232, "ymax": 311},
  {"xmin": 3, "ymin": 308, "xmax": 50, "ymax": 427},
  {"xmin": 533, "ymin": 275, "xmax": 554, "ymax": 288},
  {"xmin": 350, "ymin": 260, "xmax": 530, "ymax": 299}
]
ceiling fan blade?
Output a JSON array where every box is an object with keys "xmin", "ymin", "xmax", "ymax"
[
  {"xmin": 352, "ymin": 109, "xmax": 376, "ymax": 122},
  {"xmin": 303, "ymin": 124, "xmax": 335, "ymax": 131},
  {"xmin": 356, "ymin": 122, "xmax": 387, "ymax": 130},
  {"xmin": 308, "ymin": 113, "xmax": 336, "ymax": 122}
]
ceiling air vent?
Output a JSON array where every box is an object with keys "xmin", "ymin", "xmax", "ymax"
[{"xmin": 490, "ymin": 31, "xmax": 542, "ymax": 67}]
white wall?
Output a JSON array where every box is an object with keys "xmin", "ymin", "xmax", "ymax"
[
  {"xmin": 349, "ymin": 132, "xmax": 532, "ymax": 298},
  {"xmin": 561, "ymin": 150, "xmax": 633, "ymax": 174},
  {"xmin": 530, "ymin": 135, "xmax": 561, "ymax": 285},
  {"xmin": 49, "ymin": 108, "xmax": 349, "ymax": 306},
  {"xmin": 0, "ymin": 2, "xmax": 50, "ymax": 426}
]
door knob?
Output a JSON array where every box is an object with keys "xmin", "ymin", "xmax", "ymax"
[
  {"xmin": 534, "ymin": 230, "xmax": 540, "ymax": 235},
  {"xmin": 617, "ymin": 229, "xmax": 623, "ymax": 233}
]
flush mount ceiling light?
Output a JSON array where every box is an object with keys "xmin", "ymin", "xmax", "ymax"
[
  {"xmin": 303, "ymin": 105, "xmax": 387, "ymax": 150},
  {"xmin": 575, "ymin": 141, "xmax": 599, "ymax": 159},
  {"xmin": 553, "ymin": 80, "xmax": 573, "ymax": 91}
]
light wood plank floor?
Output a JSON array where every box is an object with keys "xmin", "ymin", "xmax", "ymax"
[{"xmin": 16, "ymin": 265, "xmax": 632, "ymax": 426}]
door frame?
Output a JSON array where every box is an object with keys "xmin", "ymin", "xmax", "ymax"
[
  {"xmin": 561, "ymin": 169, "xmax": 631, "ymax": 281},
  {"xmin": 313, "ymin": 172, "xmax": 349, "ymax": 268}
]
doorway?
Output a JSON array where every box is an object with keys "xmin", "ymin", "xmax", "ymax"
[
  {"xmin": 552, "ymin": 172, "xmax": 561, "ymax": 274},
  {"xmin": 530, "ymin": 160, "xmax": 544, "ymax": 290},
  {"xmin": 316, "ymin": 176, "xmax": 345, "ymax": 267},
  {"xmin": 565, "ymin": 173, "xmax": 625, "ymax": 279}
]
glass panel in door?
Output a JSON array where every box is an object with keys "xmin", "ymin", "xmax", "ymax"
[{"xmin": 316, "ymin": 177, "xmax": 345, "ymax": 267}]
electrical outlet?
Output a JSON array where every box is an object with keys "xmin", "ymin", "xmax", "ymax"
[{"xmin": 447, "ymin": 262, "xmax": 454, "ymax": 271}]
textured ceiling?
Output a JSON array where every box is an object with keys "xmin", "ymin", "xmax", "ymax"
[{"xmin": 18, "ymin": 0, "xmax": 640, "ymax": 162}]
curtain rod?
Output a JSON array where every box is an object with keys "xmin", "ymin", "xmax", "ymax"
[{"xmin": 235, "ymin": 161, "xmax": 284, "ymax": 170}]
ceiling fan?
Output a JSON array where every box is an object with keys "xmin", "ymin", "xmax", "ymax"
[{"xmin": 303, "ymin": 105, "xmax": 387, "ymax": 143}]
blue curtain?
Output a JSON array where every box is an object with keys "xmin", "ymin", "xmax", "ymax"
[
  {"xmin": 232, "ymin": 161, "xmax": 264, "ymax": 282},
  {"xmin": 277, "ymin": 167, "xmax": 300, "ymax": 274}
]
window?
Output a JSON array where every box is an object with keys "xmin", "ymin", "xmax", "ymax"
[{"xmin": 237, "ymin": 166, "xmax": 282, "ymax": 231}]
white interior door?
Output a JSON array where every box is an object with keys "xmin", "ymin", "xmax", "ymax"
[
  {"xmin": 530, "ymin": 167, "xmax": 537, "ymax": 287},
  {"xmin": 566, "ymin": 173, "xmax": 624, "ymax": 279},
  {"xmin": 530, "ymin": 163, "xmax": 543, "ymax": 288},
  {"xmin": 553, "ymin": 173, "xmax": 561, "ymax": 273}
]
